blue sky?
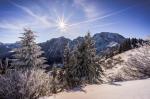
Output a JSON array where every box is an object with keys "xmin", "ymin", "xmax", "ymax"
[{"xmin": 0, "ymin": 0, "xmax": 150, "ymax": 43}]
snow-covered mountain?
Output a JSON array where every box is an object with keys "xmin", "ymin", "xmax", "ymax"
[
  {"xmin": 0, "ymin": 42, "xmax": 20, "ymax": 58},
  {"xmin": 39, "ymin": 36, "xmax": 71, "ymax": 64},
  {"xmin": 93, "ymin": 32, "xmax": 125, "ymax": 53},
  {"xmin": 39, "ymin": 32, "xmax": 125, "ymax": 64},
  {"xmin": 0, "ymin": 32, "xmax": 125, "ymax": 64}
]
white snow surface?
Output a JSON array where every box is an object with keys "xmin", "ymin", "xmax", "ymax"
[
  {"xmin": 40, "ymin": 78, "xmax": 150, "ymax": 99},
  {"xmin": 107, "ymin": 41, "xmax": 118, "ymax": 47}
]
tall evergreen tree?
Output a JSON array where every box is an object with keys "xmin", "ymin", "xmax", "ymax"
[
  {"xmin": 62, "ymin": 43, "xmax": 71, "ymax": 89},
  {"xmin": 12, "ymin": 29, "xmax": 46, "ymax": 70},
  {"xmin": 72, "ymin": 32, "xmax": 103, "ymax": 84},
  {"xmin": 62, "ymin": 43, "xmax": 78, "ymax": 89},
  {"xmin": 63, "ymin": 43, "xmax": 70, "ymax": 69}
]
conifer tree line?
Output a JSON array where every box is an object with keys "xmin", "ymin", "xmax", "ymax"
[
  {"xmin": 119, "ymin": 38, "xmax": 145, "ymax": 53},
  {"xmin": 103, "ymin": 38, "xmax": 146, "ymax": 59},
  {"xmin": 96, "ymin": 38, "xmax": 146, "ymax": 60},
  {"xmin": 51, "ymin": 32, "xmax": 104, "ymax": 91},
  {"xmin": 0, "ymin": 29, "xmax": 104, "ymax": 93},
  {"xmin": 1, "ymin": 28, "xmax": 150, "ymax": 98}
]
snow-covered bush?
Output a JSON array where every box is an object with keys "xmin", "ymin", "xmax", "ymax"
[
  {"xmin": 0, "ymin": 69, "xmax": 51, "ymax": 99},
  {"xmin": 108, "ymin": 71, "xmax": 125, "ymax": 82},
  {"xmin": 101, "ymin": 56, "xmax": 124, "ymax": 70}
]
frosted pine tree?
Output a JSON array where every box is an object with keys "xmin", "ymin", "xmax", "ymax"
[
  {"xmin": 62, "ymin": 43, "xmax": 78, "ymax": 89},
  {"xmin": 63, "ymin": 43, "xmax": 70, "ymax": 70},
  {"xmin": 12, "ymin": 29, "xmax": 46, "ymax": 70},
  {"xmin": 58, "ymin": 43, "xmax": 71, "ymax": 89},
  {"xmin": 72, "ymin": 32, "xmax": 103, "ymax": 84}
]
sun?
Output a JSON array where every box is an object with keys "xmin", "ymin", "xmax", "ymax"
[
  {"xmin": 56, "ymin": 17, "xmax": 68, "ymax": 31},
  {"xmin": 59, "ymin": 21, "xmax": 66, "ymax": 29}
]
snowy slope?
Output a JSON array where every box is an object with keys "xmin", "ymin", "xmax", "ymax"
[
  {"xmin": 40, "ymin": 78, "xmax": 150, "ymax": 99},
  {"xmin": 104, "ymin": 48, "xmax": 139, "ymax": 79},
  {"xmin": 104, "ymin": 45, "xmax": 150, "ymax": 82}
]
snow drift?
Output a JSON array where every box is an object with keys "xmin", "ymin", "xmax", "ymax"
[{"xmin": 40, "ymin": 78, "xmax": 150, "ymax": 99}]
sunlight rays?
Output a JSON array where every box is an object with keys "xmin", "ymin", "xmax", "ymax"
[
  {"xmin": 1, "ymin": 0, "xmax": 137, "ymax": 41},
  {"xmin": 56, "ymin": 16, "xmax": 68, "ymax": 31}
]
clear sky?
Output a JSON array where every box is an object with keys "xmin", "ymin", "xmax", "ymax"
[{"xmin": 0, "ymin": 0, "xmax": 150, "ymax": 43}]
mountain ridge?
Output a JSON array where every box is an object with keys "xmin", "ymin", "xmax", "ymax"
[{"xmin": 0, "ymin": 32, "xmax": 126, "ymax": 64}]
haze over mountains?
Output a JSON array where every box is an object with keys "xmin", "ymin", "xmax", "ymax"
[{"xmin": 0, "ymin": 32, "xmax": 125, "ymax": 64}]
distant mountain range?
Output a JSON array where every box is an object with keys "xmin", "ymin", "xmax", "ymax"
[{"xmin": 0, "ymin": 32, "xmax": 125, "ymax": 64}]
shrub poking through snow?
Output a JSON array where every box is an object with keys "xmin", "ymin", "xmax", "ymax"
[
  {"xmin": 0, "ymin": 69, "xmax": 51, "ymax": 99},
  {"xmin": 108, "ymin": 70, "xmax": 125, "ymax": 82}
]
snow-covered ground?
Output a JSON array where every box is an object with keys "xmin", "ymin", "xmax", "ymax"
[{"xmin": 40, "ymin": 78, "xmax": 150, "ymax": 99}]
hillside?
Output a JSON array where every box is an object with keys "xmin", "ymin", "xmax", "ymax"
[
  {"xmin": 105, "ymin": 48, "xmax": 136, "ymax": 77},
  {"xmin": 104, "ymin": 45, "xmax": 150, "ymax": 82},
  {"xmin": 39, "ymin": 46, "xmax": 150, "ymax": 99}
]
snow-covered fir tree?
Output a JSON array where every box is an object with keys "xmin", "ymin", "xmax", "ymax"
[
  {"xmin": 62, "ymin": 43, "xmax": 78, "ymax": 89},
  {"xmin": 62, "ymin": 43, "xmax": 70, "ymax": 89},
  {"xmin": 63, "ymin": 43, "xmax": 70, "ymax": 69},
  {"xmin": 72, "ymin": 32, "xmax": 103, "ymax": 84},
  {"xmin": 12, "ymin": 29, "xmax": 46, "ymax": 70}
]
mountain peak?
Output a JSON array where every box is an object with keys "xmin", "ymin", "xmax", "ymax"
[{"xmin": 94, "ymin": 32, "xmax": 124, "ymax": 38}]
